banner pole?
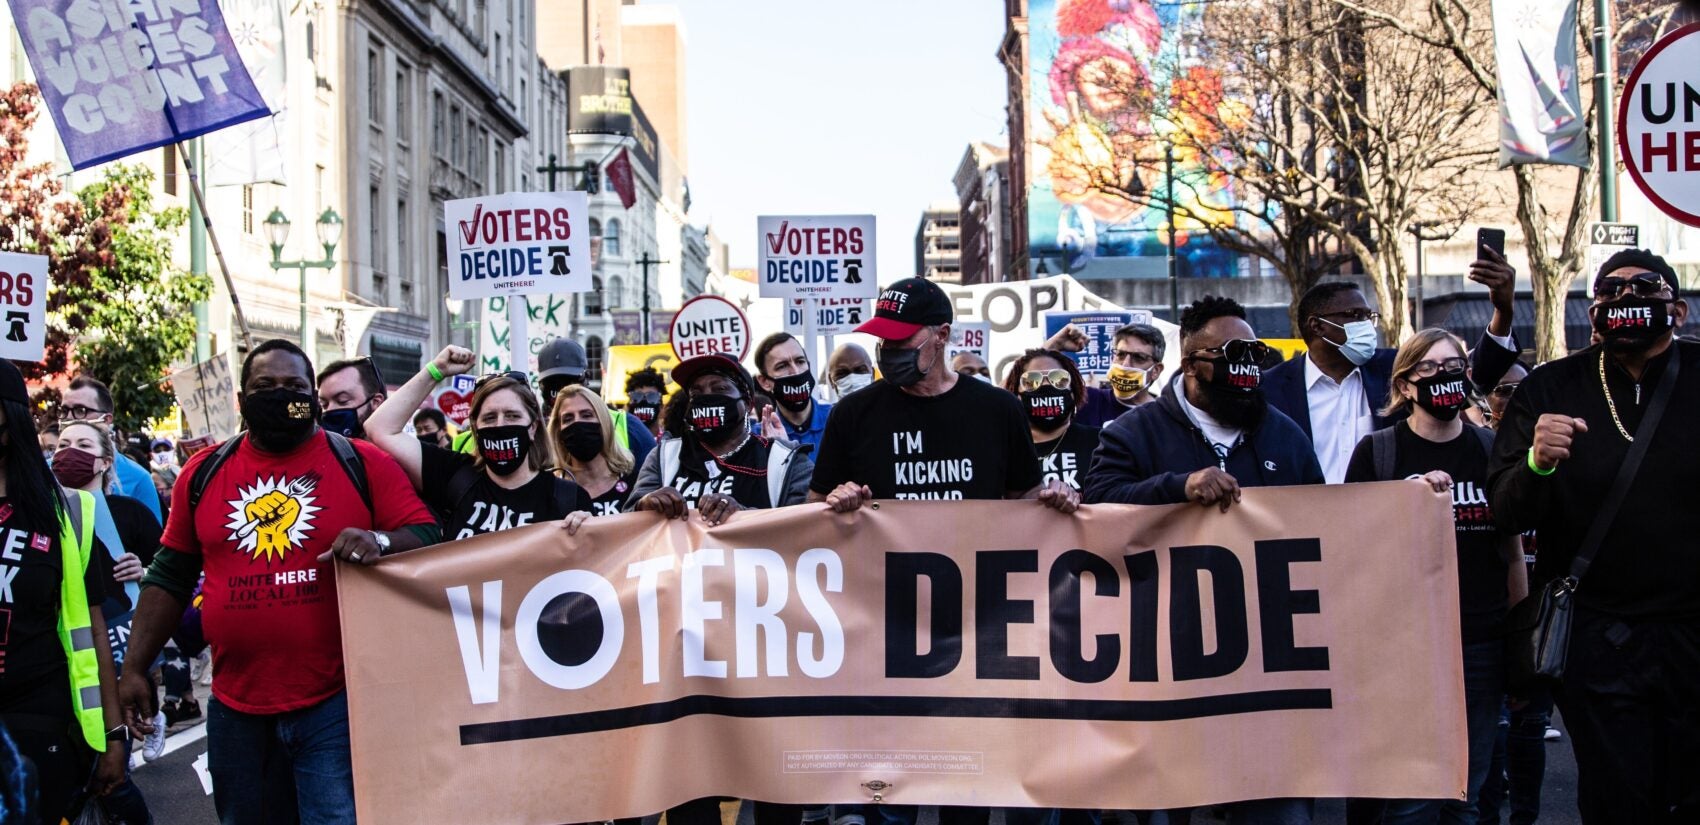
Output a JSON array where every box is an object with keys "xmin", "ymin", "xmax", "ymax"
[
  {"xmin": 804, "ymin": 298, "xmax": 819, "ymax": 376},
  {"xmin": 178, "ymin": 142, "xmax": 255, "ymax": 352},
  {"xmin": 510, "ymin": 296, "xmax": 530, "ymax": 374},
  {"xmin": 188, "ymin": 140, "xmax": 210, "ymax": 362}
]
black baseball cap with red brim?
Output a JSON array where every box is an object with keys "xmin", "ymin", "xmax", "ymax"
[
  {"xmin": 671, "ymin": 353, "xmax": 754, "ymax": 396},
  {"xmin": 854, "ymin": 277, "xmax": 954, "ymax": 341}
]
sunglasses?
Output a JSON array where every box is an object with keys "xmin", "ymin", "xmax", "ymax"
[
  {"xmin": 1407, "ymin": 357, "xmax": 1468, "ymax": 379},
  {"xmin": 629, "ymin": 390, "xmax": 662, "ymax": 404},
  {"xmin": 1018, "ymin": 369, "xmax": 1072, "ymax": 392},
  {"xmin": 1189, "ymin": 339, "xmax": 1270, "ymax": 365},
  {"xmin": 475, "ymin": 370, "xmax": 529, "ymax": 391},
  {"xmin": 1594, "ymin": 273, "xmax": 1669, "ymax": 300},
  {"xmin": 1489, "ymin": 381, "xmax": 1520, "ymax": 398}
]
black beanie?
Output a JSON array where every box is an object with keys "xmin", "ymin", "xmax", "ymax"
[{"xmin": 1596, "ymin": 248, "xmax": 1679, "ymax": 295}]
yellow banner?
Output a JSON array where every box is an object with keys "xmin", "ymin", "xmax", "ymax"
[
  {"xmin": 340, "ymin": 485, "xmax": 1465, "ymax": 823},
  {"xmin": 603, "ymin": 343, "xmax": 679, "ymax": 404}
]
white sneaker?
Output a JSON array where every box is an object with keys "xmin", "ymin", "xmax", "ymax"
[
  {"xmin": 142, "ymin": 710, "xmax": 167, "ymax": 762},
  {"xmin": 195, "ymin": 650, "xmax": 213, "ymax": 686},
  {"xmin": 1544, "ymin": 727, "xmax": 1562, "ymax": 741}
]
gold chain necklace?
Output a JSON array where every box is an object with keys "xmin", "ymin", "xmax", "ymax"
[{"xmin": 1599, "ymin": 352, "xmax": 1634, "ymax": 443}]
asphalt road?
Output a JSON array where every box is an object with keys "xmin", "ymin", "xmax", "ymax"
[{"xmin": 128, "ymin": 717, "xmax": 1584, "ymax": 825}]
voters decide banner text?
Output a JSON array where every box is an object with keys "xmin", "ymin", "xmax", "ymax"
[{"xmin": 339, "ymin": 484, "xmax": 1466, "ymax": 824}]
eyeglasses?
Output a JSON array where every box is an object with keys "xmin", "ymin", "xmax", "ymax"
[
  {"xmin": 58, "ymin": 404, "xmax": 105, "ymax": 422},
  {"xmin": 475, "ymin": 370, "xmax": 528, "ymax": 391},
  {"xmin": 1317, "ymin": 310, "xmax": 1382, "ymax": 325},
  {"xmin": 1407, "ymin": 357, "xmax": 1468, "ymax": 379},
  {"xmin": 1594, "ymin": 273, "xmax": 1670, "ymax": 300},
  {"xmin": 1111, "ymin": 349, "xmax": 1157, "ymax": 368},
  {"xmin": 1018, "ymin": 369, "xmax": 1072, "ymax": 392},
  {"xmin": 1189, "ymin": 339, "xmax": 1270, "ymax": 365},
  {"xmin": 629, "ymin": 390, "xmax": 662, "ymax": 404},
  {"xmin": 1489, "ymin": 381, "xmax": 1520, "ymax": 398}
]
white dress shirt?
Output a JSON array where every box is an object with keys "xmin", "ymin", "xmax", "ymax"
[{"xmin": 1304, "ymin": 355, "xmax": 1373, "ymax": 484}]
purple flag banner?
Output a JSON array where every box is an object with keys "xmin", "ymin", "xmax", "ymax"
[{"xmin": 8, "ymin": 0, "xmax": 271, "ymax": 169}]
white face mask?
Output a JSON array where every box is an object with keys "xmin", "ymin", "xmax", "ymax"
[
  {"xmin": 1321, "ymin": 318, "xmax": 1378, "ymax": 366},
  {"xmin": 834, "ymin": 372, "xmax": 874, "ymax": 398}
]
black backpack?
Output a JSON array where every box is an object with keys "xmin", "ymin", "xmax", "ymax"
[
  {"xmin": 1368, "ymin": 423, "xmax": 1495, "ymax": 482},
  {"xmin": 188, "ymin": 431, "xmax": 373, "ymax": 517}
]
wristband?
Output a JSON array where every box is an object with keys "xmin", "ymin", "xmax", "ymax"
[
  {"xmin": 1527, "ymin": 447, "xmax": 1556, "ymax": 476},
  {"xmin": 427, "ymin": 363, "xmax": 445, "ymax": 382}
]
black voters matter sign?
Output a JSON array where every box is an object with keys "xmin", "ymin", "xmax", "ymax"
[
  {"xmin": 670, "ymin": 295, "xmax": 750, "ymax": 361},
  {"xmin": 1619, "ymin": 23, "xmax": 1700, "ymax": 227}
]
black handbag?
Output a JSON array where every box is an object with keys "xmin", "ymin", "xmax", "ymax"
[{"xmin": 1505, "ymin": 349, "xmax": 1680, "ymax": 688}]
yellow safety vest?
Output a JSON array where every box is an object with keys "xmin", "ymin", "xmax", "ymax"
[{"xmin": 55, "ymin": 489, "xmax": 106, "ymax": 752}]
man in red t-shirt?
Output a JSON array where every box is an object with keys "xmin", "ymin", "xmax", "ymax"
[{"xmin": 117, "ymin": 340, "xmax": 439, "ymax": 825}]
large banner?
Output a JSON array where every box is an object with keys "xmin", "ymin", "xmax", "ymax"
[
  {"xmin": 9, "ymin": 0, "xmax": 271, "ymax": 169},
  {"xmin": 341, "ymin": 484, "xmax": 1465, "ymax": 824},
  {"xmin": 1491, "ymin": 0, "xmax": 1586, "ymax": 168}
]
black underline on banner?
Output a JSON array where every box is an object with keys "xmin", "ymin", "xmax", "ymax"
[{"xmin": 458, "ymin": 689, "xmax": 1333, "ymax": 746}]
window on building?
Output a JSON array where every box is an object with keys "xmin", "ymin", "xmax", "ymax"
[
  {"xmin": 604, "ymin": 219, "xmax": 621, "ymax": 258},
  {"xmin": 162, "ymin": 144, "xmax": 177, "ymax": 196},
  {"xmin": 395, "ymin": 65, "xmax": 411, "ymax": 144},
  {"xmin": 432, "ymin": 92, "xmax": 445, "ymax": 157},
  {"xmin": 494, "ymin": 33, "xmax": 504, "ymax": 93},
  {"xmin": 240, "ymin": 185, "xmax": 255, "ymax": 233},
  {"xmin": 437, "ymin": 229, "xmax": 449, "ymax": 297},
  {"xmin": 450, "ymin": 105, "xmax": 463, "ymax": 170},
  {"xmin": 588, "ymin": 218, "xmax": 601, "ymax": 238},
  {"xmin": 315, "ymin": 165, "xmax": 326, "ymax": 212},
  {"xmin": 367, "ymin": 47, "xmax": 382, "ymax": 128},
  {"xmin": 397, "ymin": 197, "xmax": 411, "ymax": 286},
  {"xmin": 586, "ymin": 276, "xmax": 604, "ymax": 315},
  {"xmin": 370, "ymin": 339, "xmax": 422, "ymax": 383},
  {"xmin": 494, "ymin": 142, "xmax": 506, "ymax": 192},
  {"xmin": 519, "ymin": 77, "xmax": 527, "ymax": 122},
  {"xmin": 607, "ymin": 275, "xmax": 623, "ymax": 309},
  {"xmin": 585, "ymin": 336, "xmax": 604, "ymax": 387},
  {"xmin": 369, "ymin": 183, "xmax": 384, "ymax": 280}
]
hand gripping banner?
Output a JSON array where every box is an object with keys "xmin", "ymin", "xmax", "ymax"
[{"xmin": 339, "ymin": 484, "xmax": 1466, "ymax": 823}]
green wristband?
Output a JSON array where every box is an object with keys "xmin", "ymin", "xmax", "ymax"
[
  {"xmin": 1527, "ymin": 447, "xmax": 1556, "ymax": 476},
  {"xmin": 427, "ymin": 363, "xmax": 445, "ymax": 382}
]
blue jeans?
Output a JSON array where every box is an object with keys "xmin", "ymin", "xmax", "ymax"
[
  {"xmin": 207, "ymin": 691, "xmax": 356, "ymax": 825},
  {"xmin": 1381, "ymin": 640, "xmax": 1504, "ymax": 825},
  {"xmin": 1476, "ymin": 692, "xmax": 1549, "ymax": 825}
]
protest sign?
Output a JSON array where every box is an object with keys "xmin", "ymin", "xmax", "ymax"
[
  {"xmin": 8, "ymin": 0, "xmax": 271, "ymax": 169},
  {"xmin": 670, "ymin": 295, "xmax": 750, "ymax": 361},
  {"xmin": 477, "ymin": 293, "xmax": 572, "ymax": 373},
  {"xmin": 430, "ymin": 375, "xmax": 477, "ymax": 428},
  {"xmin": 342, "ymin": 484, "xmax": 1465, "ymax": 823},
  {"xmin": 1619, "ymin": 24, "xmax": 1700, "ymax": 227},
  {"xmin": 1044, "ymin": 311, "xmax": 1142, "ymax": 377},
  {"xmin": 758, "ymin": 215, "xmax": 877, "ymax": 300},
  {"xmin": 943, "ymin": 275, "xmax": 1179, "ymax": 383},
  {"xmin": 611, "ymin": 310, "xmax": 676, "ymax": 346},
  {"xmin": 0, "ymin": 252, "xmax": 47, "ymax": 362},
  {"xmin": 946, "ymin": 321, "xmax": 991, "ymax": 362},
  {"xmin": 445, "ymin": 192, "xmax": 592, "ymax": 301},
  {"xmin": 785, "ymin": 297, "xmax": 870, "ymax": 337},
  {"xmin": 603, "ymin": 343, "xmax": 678, "ymax": 405},
  {"xmin": 169, "ymin": 353, "xmax": 237, "ymax": 441}
]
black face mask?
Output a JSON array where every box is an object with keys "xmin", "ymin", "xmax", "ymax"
[
  {"xmin": 321, "ymin": 407, "xmax": 365, "ymax": 440},
  {"xmin": 771, "ymin": 373, "xmax": 816, "ymax": 413},
  {"xmin": 416, "ymin": 432, "xmax": 440, "ymax": 446},
  {"xmin": 476, "ymin": 425, "xmax": 532, "ymax": 476},
  {"xmin": 1592, "ymin": 295, "xmax": 1673, "ymax": 352},
  {"xmin": 687, "ymin": 394, "xmax": 746, "ymax": 444},
  {"xmin": 877, "ymin": 343, "xmax": 930, "ymax": 389},
  {"xmin": 241, "ymin": 389, "xmax": 319, "ymax": 448},
  {"xmin": 1412, "ymin": 373, "xmax": 1469, "ymax": 421},
  {"xmin": 1022, "ymin": 387, "xmax": 1074, "ymax": 432},
  {"xmin": 1199, "ymin": 357, "xmax": 1267, "ymax": 431},
  {"xmin": 559, "ymin": 421, "xmax": 604, "ymax": 462},
  {"xmin": 628, "ymin": 401, "xmax": 660, "ymax": 425}
]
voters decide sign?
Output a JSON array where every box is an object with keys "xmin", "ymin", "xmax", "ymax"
[
  {"xmin": 445, "ymin": 192, "xmax": 592, "ymax": 300},
  {"xmin": 757, "ymin": 215, "xmax": 878, "ymax": 300},
  {"xmin": 1619, "ymin": 23, "xmax": 1700, "ymax": 227},
  {"xmin": 670, "ymin": 295, "xmax": 751, "ymax": 361}
]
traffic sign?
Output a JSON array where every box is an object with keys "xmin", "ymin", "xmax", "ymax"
[
  {"xmin": 757, "ymin": 215, "xmax": 878, "ymax": 300},
  {"xmin": 670, "ymin": 295, "xmax": 751, "ymax": 361},
  {"xmin": 1586, "ymin": 222, "xmax": 1641, "ymax": 281},
  {"xmin": 1618, "ymin": 23, "xmax": 1700, "ymax": 227}
]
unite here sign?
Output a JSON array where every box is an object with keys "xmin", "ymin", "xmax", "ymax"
[
  {"xmin": 445, "ymin": 192, "xmax": 592, "ymax": 301},
  {"xmin": 1620, "ymin": 23, "xmax": 1700, "ymax": 227},
  {"xmin": 757, "ymin": 215, "xmax": 878, "ymax": 300}
]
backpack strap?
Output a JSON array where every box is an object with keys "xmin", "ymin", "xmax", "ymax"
[
  {"xmin": 187, "ymin": 435, "xmax": 247, "ymax": 511},
  {"xmin": 323, "ymin": 431, "xmax": 373, "ymax": 518},
  {"xmin": 659, "ymin": 439, "xmax": 683, "ymax": 489},
  {"xmin": 1369, "ymin": 426, "xmax": 1398, "ymax": 482},
  {"xmin": 766, "ymin": 440, "xmax": 795, "ymax": 508},
  {"xmin": 443, "ymin": 463, "xmax": 482, "ymax": 521},
  {"xmin": 1468, "ymin": 423, "xmax": 1495, "ymax": 458}
]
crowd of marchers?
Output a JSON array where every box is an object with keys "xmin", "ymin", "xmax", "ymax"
[{"xmin": 0, "ymin": 247, "xmax": 1691, "ymax": 825}]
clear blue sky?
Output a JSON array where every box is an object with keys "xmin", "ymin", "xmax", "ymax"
[{"xmin": 668, "ymin": 0, "xmax": 1008, "ymax": 280}]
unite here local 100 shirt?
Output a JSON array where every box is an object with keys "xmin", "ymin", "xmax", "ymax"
[{"xmin": 160, "ymin": 434, "xmax": 435, "ymax": 714}]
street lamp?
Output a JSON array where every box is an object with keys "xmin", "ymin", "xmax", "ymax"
[{"xmin": 267, "ymin": 207, "xmax": 343, "ymax": 357}]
